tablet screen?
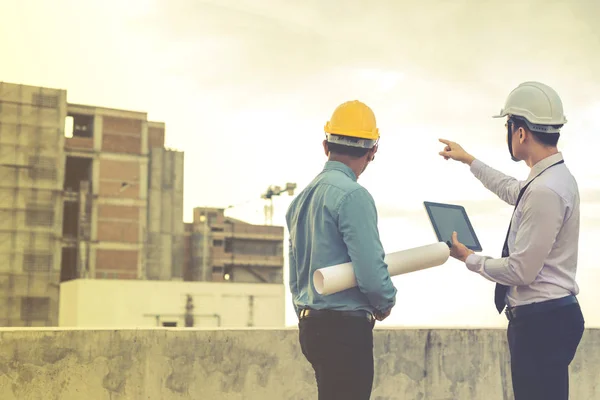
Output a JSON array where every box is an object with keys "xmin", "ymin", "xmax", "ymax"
[{"xmin": 424, "ymin": 202, "xmax": 482, "ymax": 251}]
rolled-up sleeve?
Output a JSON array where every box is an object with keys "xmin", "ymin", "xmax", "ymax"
[
  {"xmin": 337, "ymin": 188, "xmax": 397, "ymax": 313},
  {"xmin": 466, "ymin": 187, "xmax": 566, "ymax": 286}
]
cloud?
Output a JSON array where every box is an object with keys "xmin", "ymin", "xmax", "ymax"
[
  {"xmin": 127, "ymin": 1, "xmax": 333, "ymax": 92},
  {"xmin": 125, "ymin": 0, "xmax": 600, "ymax": 141},
  {"xmin": 129, "ymin": 0, "xmax": 600, "ymax": 93}
]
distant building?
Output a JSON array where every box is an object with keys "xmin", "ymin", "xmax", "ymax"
[
  {"xmin": 184, "ymin": 207, "xmax": 284, "ymax": 284},
  {"xmin": 0, "ymin": 82, "xmax": 184, "ymax": 327},
  {"xmin": 59, "ymin": 279, "xmax": 285, "ymax": 328}
]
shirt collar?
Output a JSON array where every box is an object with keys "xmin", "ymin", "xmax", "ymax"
[
  {"xmin": 323, "ymin": 161, "xmax": 357, "ymax": 182},
  {"xmin": 526, "ymin": 152, "xmax": 564, "ymax": 182}
]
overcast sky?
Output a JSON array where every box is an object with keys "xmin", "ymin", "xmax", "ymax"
[{"xmin": 1, "ymin": 0, "xmax": 599, "ymax": 326}]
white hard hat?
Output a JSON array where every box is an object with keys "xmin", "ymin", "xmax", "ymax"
[{"xmin": 493, "ymin": 81, "xmax": 567, "ymax": 134}]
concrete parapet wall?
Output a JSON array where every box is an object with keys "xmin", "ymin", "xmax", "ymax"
[{"xmin": 0, "ymin": 328, "xmax": 598, "ymax": 399}]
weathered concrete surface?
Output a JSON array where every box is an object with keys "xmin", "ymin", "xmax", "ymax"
[{"xmin": 0, "ymin": 328, "xmax": 598, "ymax": 399}]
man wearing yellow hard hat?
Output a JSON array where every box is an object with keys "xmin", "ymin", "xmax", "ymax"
[
  {"xmin": 285, "ymin": 100, "xmax": 397, "ymax": 399},
  {"xmin": 439, "ymin": 82, "xmax": 585, "ymax": 400}
]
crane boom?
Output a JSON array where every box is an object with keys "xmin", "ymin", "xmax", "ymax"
[{"xmin": 261, "ymin": 182, "xmax": 297, "ymax": 225}]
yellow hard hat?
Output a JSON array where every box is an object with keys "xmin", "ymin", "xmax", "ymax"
[{"xmin": 324, "ymin": 100, "xmax": 379, "ymax": 142}]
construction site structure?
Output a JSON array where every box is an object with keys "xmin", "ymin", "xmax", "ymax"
[
  {"xmin": 184, "ymin": 207, "xmax": 284, "ymax": 284},
  {"xmin": 261, "ymin": 182, "xmax": 297, "ymax": 225},
  {"xmin": 0, "ymin": 81, "xmax": 184, "ymax": 327},
  {"xmin": 0, "ymin": 83, "xmax": 65, "ymax": 326}
]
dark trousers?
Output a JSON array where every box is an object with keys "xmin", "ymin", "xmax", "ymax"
[
  {"xmin": 299, "ymin": 316, "xmax": 374, "ymax": 400},
  {"xmin": 508, "ymin": 302, "xmax": 585, "ymax": 400}
]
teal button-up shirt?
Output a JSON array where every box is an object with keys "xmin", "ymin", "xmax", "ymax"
[{"xmin": 285, "ymin": 161, "xmax": 397, "ymax": 317}]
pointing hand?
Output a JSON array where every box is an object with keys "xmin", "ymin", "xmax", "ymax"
[{"xmin": 439, "ymin": 139, "xmax": 475, "ymax": 165}]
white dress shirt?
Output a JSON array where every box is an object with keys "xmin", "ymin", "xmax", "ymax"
[{"xmin": 465, "ymin": 152, "xmax": 580, "ymax": 307}]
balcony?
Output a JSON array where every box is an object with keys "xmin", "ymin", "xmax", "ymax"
[
  {"xmin": 206, "ymin": 222, "xmax": 283, "ymax": 241},
  {"xmin": 64, "ymin": 136, "xmax": 94, "ymax": 151},
  {"xmin": 212, "ymin": 253, "xmax": 284, "ymax": 268}
]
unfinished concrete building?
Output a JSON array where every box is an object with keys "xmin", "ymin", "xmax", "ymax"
[
  {"xmin": 0, "ymin": 82, "xmax": 184, "ymax": 327},
  {"xmin": 0, "ymin": 83, "xmax": 66, "ymax": 326},
  {"xmin": 145, "ymin": 147, "xmax": 185, "ymax": 280},
  {"xmin": 184, "ymin": 207, "xmax": 284, "ymax": 284}
]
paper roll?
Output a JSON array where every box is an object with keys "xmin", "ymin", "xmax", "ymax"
[{"xmin": 313, "ymin": 242, "xmax": 450, "ymax": 295}]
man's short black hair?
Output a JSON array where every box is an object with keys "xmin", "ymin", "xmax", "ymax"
[
  {"xmin": 326, "ymin": 134, "xmax": 373, "ymax": 157},
  {"xmin": 512, "ymin": 117, "xmax": 560, "ymax": 147},
  {"xmin": 327, "ymin": 142, "xmax": 370, "ymax": 157}
]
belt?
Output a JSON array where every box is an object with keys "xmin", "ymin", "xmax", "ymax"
[
  {"xmin": 299, "ymin": 308, "xmax": 375, "ymax": 323},
  {"xmin": 505, "ymin": 295, "xmax": 578, "ymax": 321}
]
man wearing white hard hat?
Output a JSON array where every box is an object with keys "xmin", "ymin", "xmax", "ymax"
[{"xmin": 438, "ymin": 81, "xmax": 584, "ymax": 400}]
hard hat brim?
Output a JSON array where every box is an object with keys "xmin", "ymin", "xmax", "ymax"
[
  {"xmin": 494, "ymin": 112, "xmax": 563, "ymax": 134},
  {"xmin": 326, "ymin": 133, "xmax": 377, "ymax": 149},
  {"xmin": 493, "ymin": 108, "xmax": 567, "ymax": 125}
]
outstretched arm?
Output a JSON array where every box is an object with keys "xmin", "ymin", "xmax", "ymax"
[
  {"xmin": 337, "ymin": 188, "xmax": 397, "ymax": 316},
  {"xmin": 439, "ymin": 139, "xmax": 522, "ymax": 205},
  {"xmin": 470, "ymin": 160, "xmax": 522, "ymax": 206}
]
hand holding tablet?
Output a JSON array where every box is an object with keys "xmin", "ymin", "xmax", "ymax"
[{"xmin": 423, "ymin": 201, "xmax": 482, "ymax": 252}]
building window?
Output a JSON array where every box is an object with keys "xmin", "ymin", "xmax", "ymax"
[
  {"xmin": 223, "ymin": 265, "xmax": 233, "ymax": 281},
  {"xmin": 28, "ymin": 156, "xmax": 57, "ymax": 180},
  {"xmin": 23, "ymin": 253, "xmax": 53, "ymax": 272},
  {"xmin": 213, "ymin": 239, "xmax": 223, "ymax": 247},
  {"xmin": 26, "ymin": 206, "xmax": 55, "ymax": 227},
  {"xmin": 63, "ymin": 156, "xmax": 92, "ymax": 192},
  {"xmin": 226, "ymin": 239, "xmax": 280, "ymax": 256},
  {"xmin": 65, "ymin": 114, "xmax": 94, "ymax": 138},
  {"xmin": 212, "ymin": 266, "xmax": 223, "ymax": 274},
  {"xmin": 31, "ymin": 93, "xmax": 58, "ymax": 108},
  {"xmin": 162, "ymin": 321, "xmax": 177, "ymax": 327},
  {"xmin": 224, "ymin": 238, "xmax": 233, "ymax": 253},
  {"xmin": 21, "ymin": 297, "xmax": 50, "ymax": 321}
]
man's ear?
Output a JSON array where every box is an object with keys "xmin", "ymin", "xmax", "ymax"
[
  {"xmin": 519, "ymin": 127, "xmax": 527, "ymax": 144},
  {"xmin": 323, "ymin": 140, "xmax": 329, "ymax": 156},
  {"xmin": 369, "ymin": 145, "xmax": 378, "ymax": 161}
]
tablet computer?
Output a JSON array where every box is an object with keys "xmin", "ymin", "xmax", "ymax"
[{"xmin": 423, "ymin": 201, "xmax": 482, "ymax": 251}]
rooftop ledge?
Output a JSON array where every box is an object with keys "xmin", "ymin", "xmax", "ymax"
[{"xmin": 0, "ymin": 328, "xmax": 598, "ymax": 399}]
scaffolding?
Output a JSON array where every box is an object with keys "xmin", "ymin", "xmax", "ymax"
[{"xmin": 0, "ymin": 82, "xmax": 66, "ymax": 326}]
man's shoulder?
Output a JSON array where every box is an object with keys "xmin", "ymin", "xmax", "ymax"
[
  {"xmin": 319, "ymin": 169, "xmax": 365, "ymax": 194},
  {"xmin": 320, "ymin": 177, "xmax": 373, "ymax": 208},
  {"xmin": 336, "ymin": 185, "xmax": 376, "ymax": 214},
  {"xmin": 524, "ymin": 183, "xmax": 574, "ymax": 214},
  {"xmin": 288, "ymin": 176, "xmax": 372, "ymax": 216},
  {"xmin": 532, "ymin": 167, "xmax": 578, "ymax": 202}
]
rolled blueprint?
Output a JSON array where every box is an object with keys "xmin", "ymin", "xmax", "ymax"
[{"xmin": 313, "ymin": 242, "xmax": 450, "ymax": 295}]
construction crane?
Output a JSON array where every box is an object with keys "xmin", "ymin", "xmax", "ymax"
[{"xmin": 261, "ymin": 183, "xmax": 297, "ymax": 225}]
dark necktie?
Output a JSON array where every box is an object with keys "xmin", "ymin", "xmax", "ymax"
[{"xmin": 494, "ymin": 160, "xmax": 564, "ymax": 314}]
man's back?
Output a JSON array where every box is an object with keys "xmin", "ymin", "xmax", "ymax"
[
  {"xmin": 291, "ymin": 100, "xmax": 395, "ymax": 399},
  {"xmin": 286, "ymin": 160, "xmax": 396, "ymax": 316}
]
